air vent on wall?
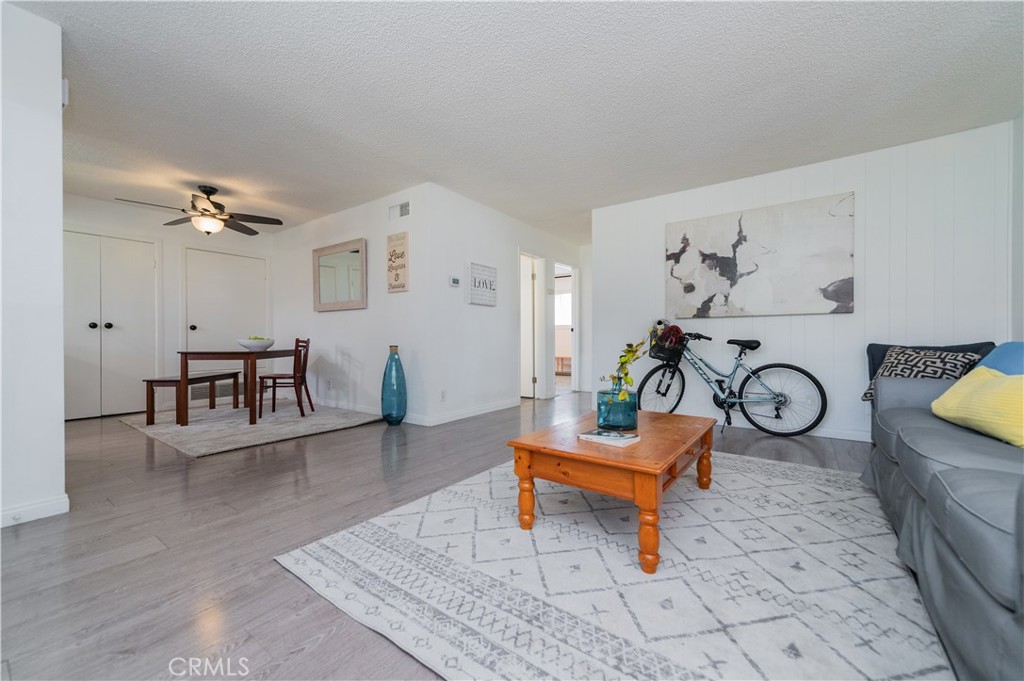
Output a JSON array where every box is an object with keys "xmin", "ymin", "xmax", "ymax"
[{"xmin": 389, "ymin": 201, "xmax": 410, "ymax": 221}]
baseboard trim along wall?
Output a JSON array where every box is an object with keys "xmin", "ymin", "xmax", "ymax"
[
  {"xmin": 420, "ymin": 398, "xmax": 523, "ymax": 427},
  {"xmin": 317, "ymin": 397, "xmax": 522, "ymax": 428},
  {"xmin": 2, "ymin": 494, "xmax": 70, "ymax": 527}
]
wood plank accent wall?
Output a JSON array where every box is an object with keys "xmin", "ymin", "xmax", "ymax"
[{"xmin": 592, "ymin": 121, "xmax": 1015, "ymax": 442}]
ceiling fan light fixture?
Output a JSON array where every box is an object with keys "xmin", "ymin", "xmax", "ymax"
[
  {"xmin": 192, "ymin": 215, "xmax": 224, "ymax": 235},
  {"xmin": 116, "ymin": 185, "xmax": 277, "ymax": 237}
]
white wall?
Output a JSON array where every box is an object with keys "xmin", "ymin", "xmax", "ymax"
[
  {"xmin": 62, "ymin": 194, "xmax": 278, "ymax": 410},
  {"xmin": 271, "ymin": 183, "xmax": 435, "ymax": 422},
  {"xmin": 272, "ymin": 182, "xmax": 580, "ymax": 426},
  {"xmin": 593, "ymin": 121, "xmax": 1016, "ymax": 442},
  {"xmin": 577, "ymin": 245, "xmax": 594, "ymax": 392},
  {"xmin": 425, "ymin": 183, "xmax": 579, "ymax": 419},
  {"xmin": 1, "ymin": 6, "xmax": 68, "ymax": 526},
  {"xmin": 1013, "ymin": 113, "xmax": 1023, "ymax": 341}
]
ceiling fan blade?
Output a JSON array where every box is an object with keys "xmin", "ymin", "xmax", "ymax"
[
  {"xmin": 224, "ymin": 219, "xmax": 259, "ymax": 236},
  {"xmin": 163, "ymin": 217, "xmax": 193, "ymax": 226},
  {"xmin": 115, "ymin": 198, "xmax": 183, "ymax": 211},
  {"xmin": 211, "ymin": 200, "xmax": 226, "ymax": 213},
  {"xmin": 192, "ymin": 194, "xmax": 217, "ymax": 214},
  {"xmin": 227, "ymin": 213, "xmax": 284, "ymax": 225}
]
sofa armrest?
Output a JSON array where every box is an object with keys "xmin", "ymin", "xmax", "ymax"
[{"xmin": 874, "ymin": 376, "xmax": 955, "ymax": 411}]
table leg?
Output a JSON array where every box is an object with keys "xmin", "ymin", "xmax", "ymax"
[
  {"xmin": 697, "ymin": 440, "xmax": 712, "ymax": 490},
  {"xmin": 146, "ymin": 384, "xmax": 155, "ymax": 426},
  {"xmin": 232, "ymin": 374, "xmax": 239, "ymax": 409},
  {"xmin": 178, "ymin": 355, "xmax": 189, "ymax": 426},
  {"xmin": 514, "ymin": 449, "xmax": 535, "ymax": 530},
  {"xmin": 638, "ymin": 509, "xmax": 660, "ymax": 574},
  {"xmin": 247, "ymin": 356, "xmax": 258, "ymax": 424},
  {"xmin": 635, "ymin": 473, "xmax": 662, "ymax": 574},
  {"xmin": 208, "ymin": 380, "xmax": 216, "ymax": 409},
  {"xmin": 242, "ymin": 361, "xmax": 250, "ymax": 407}
]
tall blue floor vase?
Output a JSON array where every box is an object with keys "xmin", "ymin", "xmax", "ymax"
[{"xmin": 381, "ymin": 345, "xmax": 407, "ymax": 426}]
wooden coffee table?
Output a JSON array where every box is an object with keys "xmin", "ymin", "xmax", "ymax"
[{"xmin": 508, "ymin": 411, "xmax": 716, "ymax": 574}]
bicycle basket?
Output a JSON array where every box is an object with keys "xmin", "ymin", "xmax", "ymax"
[{"xmin": 649, "ymin": 324, "xmax": 685, "ymax": 362}]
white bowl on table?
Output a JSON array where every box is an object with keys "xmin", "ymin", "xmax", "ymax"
[{"xmin": 237, "ymin": 338, "xmax": 275, "ymax": 351}]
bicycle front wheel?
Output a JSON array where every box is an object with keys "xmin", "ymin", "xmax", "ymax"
[
  {"xmin": 637, "ymin": 363, "xmax": 685, "ymax": 413},
  {"xmin": 738, "ymin": 363, "xmax": 826, "ymax": 436}
]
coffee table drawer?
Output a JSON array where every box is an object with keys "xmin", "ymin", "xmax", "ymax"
[{"xmin": 528, "ymin": 451, "xmax": 635, "ymax": 500}]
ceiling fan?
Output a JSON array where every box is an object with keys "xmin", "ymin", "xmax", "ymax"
[{"xmin": 115, "ymin": 185, "xmax": 283, "ymax": 236}]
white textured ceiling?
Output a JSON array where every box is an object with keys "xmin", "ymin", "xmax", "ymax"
[{"xmin": 19, "ymin": 1, "xmax": 1024, "ymax": 243}]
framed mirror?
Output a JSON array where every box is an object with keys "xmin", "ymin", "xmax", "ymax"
[{"xmin": 313, "ymin": 238, "xmax": 367, "ymax": 311}]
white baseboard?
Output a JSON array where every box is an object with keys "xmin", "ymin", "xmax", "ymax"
[
  {"xmin": 421, "ymin": 398, "xmax": 522, "ymax": 427},
  {"xmin": 2, "ymin": 494, "xmax": 70, "ymax": 527},
  {"xmin": 716, "ymin": 419, "xmax": 871, "ymax": 443},
  {"xmin": 314, "ymin": 397, "xmax": 521, "ymax": 428},
  {"xmin": 314, "ymin": 396, "xmax": 376, "ymax": 413}
]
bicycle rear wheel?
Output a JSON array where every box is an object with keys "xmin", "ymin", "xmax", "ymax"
[
  {"xmin": 637, "ymin": 363, "xmax": 685, "ymax": 413},
  {"xmin": 737, "ymin": 363, "xmax": 826, "ymax": 436}
]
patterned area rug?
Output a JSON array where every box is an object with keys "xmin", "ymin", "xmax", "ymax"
[
  {"xmin": 120, "ymin": 401, "xmax": 380, "ymax": 457},
  {"xmin": 277, "ymin": 452, "xmax": 953, "ymax": 680}
]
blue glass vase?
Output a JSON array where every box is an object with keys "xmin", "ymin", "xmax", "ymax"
[
  {"xmin": 381, "ymin": 345, "xmax": 407, "ymax": 426},
  {"xmin": 597, "ymin": 380, "xmax": 638, "ymax": 431}
]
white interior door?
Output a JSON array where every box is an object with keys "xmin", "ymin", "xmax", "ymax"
[
  {"xmin": 64, "ymin": 232, "xmax": 102, "ymax": 419},
  {"xmin": 186, "ymin": 249, "xmax": 268, "ymax": 368},
  {"xmin": 100, "ymin": 237, "xmax": 156, "ymax": 415},
  {"xmin": 519, "ymin": 254, "xmax": 535, "ymax": 398}
]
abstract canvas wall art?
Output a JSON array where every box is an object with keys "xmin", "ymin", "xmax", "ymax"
[{"xmin": 665, "ymin": 192, "xmax": 854, "ymax": 318}]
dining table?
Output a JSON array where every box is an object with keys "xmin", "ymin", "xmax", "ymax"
[{"xmin": 177, "ymin": 349, "xmax": 296, "ymax": 425}]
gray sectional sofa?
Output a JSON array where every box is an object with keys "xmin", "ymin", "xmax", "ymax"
[{"xmin": 861, "ymin": 375, "xmax": 1024, "ymax": 679}]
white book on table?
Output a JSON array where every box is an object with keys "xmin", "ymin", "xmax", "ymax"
[{"xmin": 577, "ymin": 429, "xmax": 641, "ymax": 447}]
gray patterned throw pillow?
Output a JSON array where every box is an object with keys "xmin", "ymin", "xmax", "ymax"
[{"xmin": 862, "ymin": 346, "xmax": 982, "ymax": 401}]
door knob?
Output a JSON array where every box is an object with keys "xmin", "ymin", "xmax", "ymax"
[
  {"xmin": 88, "ymin": 322, "xmax": 98, "ymax": 329},
  {"xmin": 189, "ymin": 325, "xmax": 197, "ymax": 331},
  {"xmin": 103, "ymin": 322, "xmax": 113, "ymax": 329}
]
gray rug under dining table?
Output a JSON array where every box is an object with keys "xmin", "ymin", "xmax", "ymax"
[{"xmin": 120, "ymin": 400, "xmax": 381, "ymax": 457}]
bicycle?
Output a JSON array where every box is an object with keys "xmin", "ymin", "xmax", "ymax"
[{"xmin": 636, "ymin": 320, "xmax": 827, "ymax": 436}]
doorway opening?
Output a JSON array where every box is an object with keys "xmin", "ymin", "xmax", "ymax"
[{"xmin": 553, "ymin": 262, "xmax": 574, "ymax": 396}]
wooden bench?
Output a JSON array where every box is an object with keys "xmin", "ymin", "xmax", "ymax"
[{"xmin": 143, "ymin": 372, "xmax": 240, "ymax": 425}]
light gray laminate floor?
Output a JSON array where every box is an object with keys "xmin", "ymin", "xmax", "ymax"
[{"xmin": 1, "ymin": 394, "xmax": 870, "ymax": 680}]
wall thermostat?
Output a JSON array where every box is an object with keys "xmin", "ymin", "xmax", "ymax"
[{"xmin": 449, "ymin": 275, "xmax": 461, "ymax": 287}]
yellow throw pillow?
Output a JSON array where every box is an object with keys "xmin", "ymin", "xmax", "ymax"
[{"xmin": 932, "ymin": 366, "xmax": 1024, "ymax": 447}]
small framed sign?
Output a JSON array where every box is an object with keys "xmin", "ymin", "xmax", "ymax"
[
  {"xmin": 468, "ymin": 262, "xmax": 497, "ymax": 306},
  {"xmin": 387, "ymin": 231, "xmax": 408, "ymax": 293}
]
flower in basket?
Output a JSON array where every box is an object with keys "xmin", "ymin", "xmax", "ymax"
[{"xmin": 600, "ymin": 334, "xmax": 650, "ymax": 400}]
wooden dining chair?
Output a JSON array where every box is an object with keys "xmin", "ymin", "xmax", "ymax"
[{"xmin": 258, "ymin": 338, "xmax": 315, "ymax": 418}]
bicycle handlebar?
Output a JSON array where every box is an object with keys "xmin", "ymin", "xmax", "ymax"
[{"xmin": 686, "ymin": 332, "xmax": 712, "ymax": 341}]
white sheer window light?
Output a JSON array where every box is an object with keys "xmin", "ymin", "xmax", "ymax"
[{"xmin": 555, "ymin": 293, "xmax": 572, "ymax": 326}]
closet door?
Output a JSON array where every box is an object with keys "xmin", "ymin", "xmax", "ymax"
[
  {"xmin": 186, "ymin": 249, "xmax": 268, "ymax": 370},
  {"xmin": 64, "ymin": 232, "xmax": 102, "ymax": 419},
  {"xmin": 64, "ymin": 233, "xmax": 157, "ymax": 419},
  {"xmin": 99, "ymin": 237, "xmax": 156, "ymax": 415}
]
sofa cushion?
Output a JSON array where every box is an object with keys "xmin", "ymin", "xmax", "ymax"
[
  {"xmin": 926, "ymin": 468, "xmax": 1023, "ymax": 611},
  {"xmin": 976, "ymin": 341, "xmax": 1024, "ymax": 375},
  {"xmin": 862, "ymin": 346, "xmax": 982, "ymax": 401},
  {"xmin": 873, "ymin": 376, "xmax": 958, "ymax": 412},
  {"xmin": 893, "ymin": 426, "xmax": 1024, "ymax": 499},
  {"xmin": 872, "ymin": 408, "xmax": 964, "ymax": 462},
  {"xmin": 866, "ymin": 341, "xmax": 995, "ymax": 380},
  {"xmin": 932, "ymin": 366, "xmax": 1024, "ymax": 447}
]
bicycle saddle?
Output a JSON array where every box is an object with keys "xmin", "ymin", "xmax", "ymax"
[{"xmin": 727, "ymin": 339, "xmax": 761, "ymax": 351}]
